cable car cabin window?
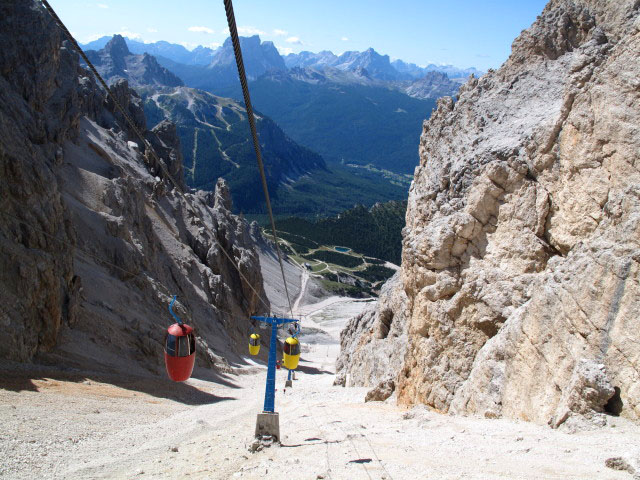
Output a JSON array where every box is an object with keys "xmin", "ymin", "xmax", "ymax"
[
  {"xmin": 250, "ymin": 337, "xmax": 260, "ymax": 347},
  {"xmin": 166, "ymin": 333, "xmax": 195, "ymax": 357},
  {"xmin": 283, "ymin": 341, "xmax": 300, "ymax": 356},
  {"xmin": 177, "ymin": 334, "xmax": 195, "ymax": 357},
  {"xmin": 166, "ymin": 334, "xmax": 177, "ymax": 356}
]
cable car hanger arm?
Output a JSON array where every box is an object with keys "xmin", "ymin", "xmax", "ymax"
[
  {"xmin": 251, "ymin": 316, "xmax": 299, "ymax": 326},
  {"xmin": 169, "ymin": 295, "xmax": 184, "ymax": 326}
]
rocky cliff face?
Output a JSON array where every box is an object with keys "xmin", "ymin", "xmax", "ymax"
[
  {"xmin": 0, "ymin": 1, "xmax": 269, "ymax": 375},
  {"xmin": 334, "ymin": 273, "xmax": 409, "ymax": 397},
  {"xmin": 337, "ymin": 0, "xmax": 640, "ymax": 427},
  {"xmin": 85, "ymin": 35, "xmax": 184, "ymax": 88},
  {"xmin": 404, "ymin": 71, "xmax": 461, "ymax": 101},
  {"xmin": 206, "ymin": 35, "xmax": 285, "ymax": 86},
  {"xmin": 141, "ymin": 85, "xmax": 327, "ymax": 212}
]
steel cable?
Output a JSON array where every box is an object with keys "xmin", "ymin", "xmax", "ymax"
[
  {"xmin": 222, "ymin": 0, "xmax": 294, "ymax": 319},
  {"xmin": 38, "ymin": 0, "xmax": 271, "ymax": 315}
]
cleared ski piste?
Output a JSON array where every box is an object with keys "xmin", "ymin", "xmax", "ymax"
[{"xmin": 1, "ymin": 295, "xmax": 638, "ymax": 479}]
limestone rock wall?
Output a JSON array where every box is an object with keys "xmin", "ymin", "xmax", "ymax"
[
  {"xmin": 338, "ymin": 0, "xmax": 640, "ymax": 426},
  {"xmin": 0, "ymin": 0, "xmax": 269, "ymax": 375},
  {"xmin": 335, "ymin": 273, "xmax": 409, "ymax": 397},
  {"xmin": 0, "ymin": 0, "xmax": 82, "ymax": 361}
]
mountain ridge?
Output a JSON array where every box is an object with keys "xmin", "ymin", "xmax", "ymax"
[
  {"xmin": 0, "ymin": 1, "xmax": 271, "ymax": 372},
  {"xmin": 81, "ymin": 35, "xmax": 483, "ymax": 84},
  {"xmin": 83, "ymin": 36, "xmax": 408, "ymax": 216},
  {"xmin": 336, "ymin": 0, "xmax": 640, "ymax": 428},
  {"xmin": 85, "ymin": 35, "xmax": 183, "ymax": 87}
]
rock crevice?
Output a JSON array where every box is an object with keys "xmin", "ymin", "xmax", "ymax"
[
  {"xmin": 0, "ymin": 1, "xmax": 269, "ymax": 375},
  {"xmin": 336, "ymin": 0, "xmax": 640, "ymax": 426}
]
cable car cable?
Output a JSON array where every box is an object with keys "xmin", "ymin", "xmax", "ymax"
[
  {"xmin": 222, "ymin": 0, "xmax": 294, "ymax": 319},
  {"xmin": 39, "ymin": 0, "xmax": 271, "ymax": 315},
  {"xmin": 301, "ymin": 400, "xmax": 334, "ymax": 480}
]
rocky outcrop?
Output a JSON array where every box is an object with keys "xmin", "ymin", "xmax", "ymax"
[
  {"xmin": 85, "ymin": 35, "xmax": 184, "ymax": 88},
  {"xmin": 338, "ymin": 0, "xmax": 640, "ymax": 426},
  {"xmin": 207, "ymin": 35, "xmax": 285, "ymax": 86},
  {"xmin": 148, "ymin": 119, "xmax": 186, "ymax": 191},
  {"xmin": 335, "ymin": 273, "xmax": 409, "ymax": 394},
  {"xmin": 0, "ymin": 0, "xmax": 269, "ymax": 375},
  {"xmin": 0, "ymin": 0, "xmax": 83, "ymax": 361},
  {"xmin": 141, "ymin": 85, "xmax": 326, "ymax": 211},
  {"xmin": 404, "ymin": 71, "xmax": 460, "ymax": 101}
]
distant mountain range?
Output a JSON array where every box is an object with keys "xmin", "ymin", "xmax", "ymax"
[
  {"xmin": 120, "ymin": 36, "xmax": 446, "ymax": 174},
  {"xmin": 285, "ymin": 49, "xmax": 482, "ymax": 81},
  {"xmin": 80, "ymin": 35, "xmax": 472, "ymax": 191},
  {"xmin": 81, "ymin": 35, "xmax": 482, "ymax": 84},
  {"xmin": 206, "ymin": 36, "xmax": 285, "ymax": 85},
  {"xmin": 83, "ymin": 35, "xmax": 217, "ymax": 65},
  {"xmin": 214, "ymin": 70, "xmax": 437, "ymax": 173},
  {"xmin": 85, "ymin": 35, "xmax": 183, "ymax": 87},
  {"xmin": 84, "ymin": 36, "xmax": 408, "ymax": 215}
]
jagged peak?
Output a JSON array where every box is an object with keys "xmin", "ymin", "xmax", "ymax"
[
  {"xmin": 104, "ymin": 34, "xmax": 130, "ymax": 58},
  {"xmin": 214, "ymin": 178, "xmax": 232, "ymax": 211}
]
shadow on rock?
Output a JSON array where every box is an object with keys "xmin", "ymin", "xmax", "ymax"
[{"xmin": 0, "ymin": 366, "xmax": 235, "ymax": 406}]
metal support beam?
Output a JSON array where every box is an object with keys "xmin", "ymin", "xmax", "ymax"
[
  {"xmin": 251, "ymin": 316, "xmax": 299, "ymax": 418},
  {"xmin": 263, "ymin": 321, "xmax": 278, "ymax": 412}
]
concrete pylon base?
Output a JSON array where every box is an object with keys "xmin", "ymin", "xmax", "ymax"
[
  {"xmin": 255, "ymin": 412, "xmax": 280, "ymax": 442},
  {"xmin": 285, "ymin": 380, "xmax": 293, "ymax": 388}
]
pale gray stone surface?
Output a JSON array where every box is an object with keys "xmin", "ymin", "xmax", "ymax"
[
  {"xmin": 338, "ymin": 0, "xmax": 640, "ymax": 426},
  {"xmin": 0, "ymin": 0, "xmax": 269, "ymax": 375}
]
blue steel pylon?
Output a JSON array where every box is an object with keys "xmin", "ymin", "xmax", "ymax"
[{"xmin": 251, "ymin": 316, "xmax": 298, "ymax": 413}]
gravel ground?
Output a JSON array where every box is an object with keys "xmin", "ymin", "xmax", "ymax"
[{"xmin": 2, "ymin": 297, "xmax": 639, "ymax": 479}]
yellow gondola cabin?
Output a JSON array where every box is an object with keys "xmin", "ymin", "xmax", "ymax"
[
  {"xmin": 283, "ymin": 336, "xmax": 300, "ymax": 370},
  {"xmin": 249, "ymin": 333, "xmax": 261, "ymax": 355}
]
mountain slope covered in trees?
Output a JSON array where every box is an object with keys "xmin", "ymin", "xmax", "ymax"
[{"xmin": 275, "ymin": 200, "xmax": 407, "ymax": 264}]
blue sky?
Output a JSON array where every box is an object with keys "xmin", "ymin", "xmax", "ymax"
[{"xmin": 52, "ymin": 0, "xmax": 548, "ymax": 70}]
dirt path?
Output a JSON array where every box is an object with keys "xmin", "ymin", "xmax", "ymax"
[
  {"xmin": 292, "ymin": 267, "xmax": 309, "ymax": 315},
  {"xmin": 2, "ymin": 297, "xmax": 639, "ymax": 479}
]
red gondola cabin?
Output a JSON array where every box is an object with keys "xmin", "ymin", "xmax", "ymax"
[{"xmin": 164, "ymin": 323, "xmax": 196, "ymax": 381}]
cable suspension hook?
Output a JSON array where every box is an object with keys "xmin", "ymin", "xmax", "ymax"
[{"xmin": 169, "ymin": 295, "xmax": 184, "ymax": 326}]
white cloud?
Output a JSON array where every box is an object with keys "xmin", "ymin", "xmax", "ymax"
[
  {"xmin": 116, "ymin": 30, "xmax": 142, "ymax": 39},
  {"xmin": 179, "ymin": 41, "xmax": 198, "ymax": 50},
  {"xmin": 286, "ymin": 36, "xmax": 302, "ymax": 45},
  {"xmin": 82, "ymin": 32, "xmax": 106, "ymax": 42},
  {"xmin": 238, "ymin": 26, "xmax": 264, "ymax": 35},
  {"xmin": 147, "ymin": 27, "xmax": 158, "ymax": 33},
  {"xmin": 341, "ymin": 36, "xmax": 349, "ymax": 41},
  {"xmin": 206, "ymin": 42, "xmax": 222, "ymax": 49},
  {"xmin": 188, "ymin": 26, "xmax": 214, "ymax": 34},
  {"xmin": 97, "ymin": 3, "xmax": 108, "ymax": 8},
  {"xmin": 276, "ymin": 45, "xmax": 294, "ymax": 56},
  {"xmin": 273, "ymin": 29, "xmax": 288, "ymax": 36}
]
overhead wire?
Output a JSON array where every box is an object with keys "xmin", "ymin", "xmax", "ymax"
[
  {"xmin": 222, "ymin": 0, "xmax": 294, "ymax": 320},
  {"xmin": 38, "ymin": 0, "xmax": 272, "ymax": 316}
]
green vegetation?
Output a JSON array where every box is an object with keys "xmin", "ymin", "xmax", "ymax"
[
  {"xmin": 303, "ymin": 250, "xmax": 363, "ymax": 268},
  {"xmin": 356, "ymin": 265, "xmax": 397, "ymax": 283},
  {"xmin": 319, "ymin": 278, "xmax": 373, "ymax": 298},
  {"xmin": 142, "ymin": 87, "xmax": 408, "ymax": 217},
  {"xmin": 216, "ymin": 77, "xmax": 436, "ymax": 174},
  {"xmin": 275, "ymin": 200, "xmax": 406, "ymax": 264}
]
